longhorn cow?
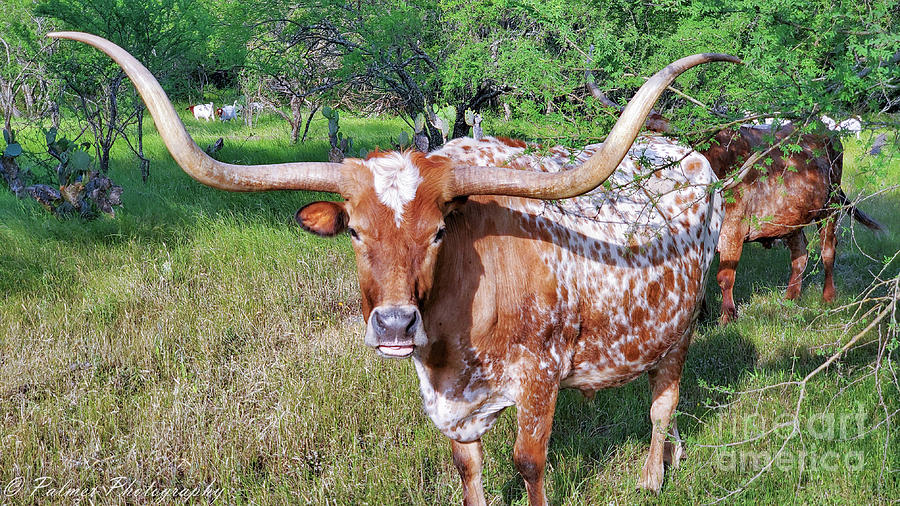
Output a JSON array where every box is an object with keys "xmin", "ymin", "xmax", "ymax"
[
  {"xmin": 50, "ymin": 32, "xmax": 740, "ymax": 503},
  {"xmin": 698, "ymin": 123, "xmax": 883, "ymax": 324}
]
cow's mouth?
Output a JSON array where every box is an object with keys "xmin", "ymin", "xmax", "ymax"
[{"xmin": 376, "ymin": 345, "xmax": 416, "ymax": 358}]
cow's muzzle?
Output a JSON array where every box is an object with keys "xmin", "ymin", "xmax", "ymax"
[{"xmin": 364, "ymin": 305, "xmax": 427, "ymax": 358}]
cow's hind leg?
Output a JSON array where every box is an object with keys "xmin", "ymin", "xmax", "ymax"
[
  {"xmin": 717, "ymin": 218, "xmax": 746, "ymax": 325},
  {"xmin": 784, "ymin": 229, "xmax": 809, "ymax": 301},
  {"xmin": 451, "ymin": 439, "xmax": 487, "ymax": 506},
  {"xmin": 663, "ymin": 419, "xmax": 685, "ymax": 468},
  {"xmin": 818, "ymin": 216, "xmax": 837, "ymax": 302},
  {"xmin": 639, "ymin": 332, "xmax": 690, "ymax": 493}
]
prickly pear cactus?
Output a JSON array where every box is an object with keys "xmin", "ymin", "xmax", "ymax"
[
  {"xmin": 464, "ymin": 109, "xmax": 475, "ymax": 127},
  {"xmin": 1, "ymin": 126, "xmax": 122, "ymax": 218},
  {"xmin": 464, "ymin": 109, "xmax": 483, "ymax": 140},
  {"xmin": 394, "ymin": 130, "xmax": 411, "ymax": 150},
  {"xmin": 2, "ymin": 128, "xmax": 22, "ymax": 158},
  {"xmin": 323, "ymin": 106, "xmax": 354, "ymax": 161},
  {"xmin": 414, "ymin": 113, "xmax": 425, "ymax": 134}
]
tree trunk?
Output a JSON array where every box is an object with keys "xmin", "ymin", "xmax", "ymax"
[
  {"xmin": 100, "ymin": 76, "xmax": 122, "ymax": 173},
  {"xmin": 452, "ymin": 102, "xmax": 469, "ymax": 140},
  {"xmin": 22, "ymin": 84, "xmax": 34, "ymax": 116},
  {"xmin": 1, "ymin": 80, "xmax": 12, "ymax": 132},
  {"xmin": 300, "ymin": 103, "xmax": 319, "ymax": 143},
  {"xmin": 451, "ymin": 84, "xmax": 507, "ymax": 139},
  {"xmin": 290, "ymin": 95, "xmax": 302, "ymax": 144},
  {"xmin": 50, "ymin": 101, "xmax": 60, "ymax": 129},
  {"xmin": 136, "ymin": 103, "xmax": 150, "ymax": 182}
]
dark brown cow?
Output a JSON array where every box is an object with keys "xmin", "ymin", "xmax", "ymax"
[
  {"xmin": 52, "ymin": 31, "xmax": 741, "ymax": 504},
  {"xmin": 699, "ymin": 123, "xmax": 883, "ymax": 324}
]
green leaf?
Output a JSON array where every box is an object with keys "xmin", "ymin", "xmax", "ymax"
[{"xmin": 45, "ymin": 127, "xmax": 57, "ymax": 146}]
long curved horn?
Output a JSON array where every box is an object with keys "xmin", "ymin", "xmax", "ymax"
[
  {"xmin": 451, "ymin": 53, "xmax": 742, "ymax": 199},
  {"xmin": 48, "ymin": 31, "xmax": 343, "ymax": 193}
]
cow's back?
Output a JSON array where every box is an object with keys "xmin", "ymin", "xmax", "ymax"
[{"xmin": 703, "ymin": 125, "xmax": 842, "ymax": 242}]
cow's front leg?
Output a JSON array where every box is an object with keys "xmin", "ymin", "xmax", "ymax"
[
  {"xmin": 639, "ymin": 333, "xmax": 690, "ymax": 493},
  {"xmin": 514, "ymin": 385, "xmax": 559, "ymax": 506},
  {"xmin": 451, "ymin": 439, "xmax": 486, "ymax": 506}
]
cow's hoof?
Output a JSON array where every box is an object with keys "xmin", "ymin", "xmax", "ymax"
[
  {"xmin": 785, "ymin": 287, "xmax": 801, "ymax": 301},
  {"xmin": 718, "ymin": 311, "xmax": 736, "ymax": 326},
  {"xmin": 719, "ymin": 302, "xmax": 737, "ymax": 325},
  {"xmin": 638, "ymin": 461, "xmax": 664, "ymax": 493}
]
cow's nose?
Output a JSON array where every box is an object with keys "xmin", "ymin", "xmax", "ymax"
[{"xmin": 372, "ymin": 307, "xmax": 419, "ymax": 342}]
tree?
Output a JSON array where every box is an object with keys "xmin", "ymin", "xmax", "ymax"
[
  {"xmin": 0, "ymin": 0, "xmax": 58, "ymax": 132},
  {"xmin": 235, "ymin": 0, "xmax": 451, "ymax": 147},
  {"xmin": 37, "ymin": 0, "xmax": 215, "ymax": 180},
  {"xmin": 438, "ymin": 0, "xmax": 899, "ymax": 139}
]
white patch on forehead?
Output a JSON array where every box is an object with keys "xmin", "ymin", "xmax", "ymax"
[{"xmin": 364, "ymin": 153, "xmax": 423, "ymax": 226}]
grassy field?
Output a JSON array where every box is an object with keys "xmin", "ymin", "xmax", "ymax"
[{"xmin": 1, "ymin": 109, "xmax": 898, "ymax": 504}]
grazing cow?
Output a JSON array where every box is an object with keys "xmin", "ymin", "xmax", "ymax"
[
  {"xmin": 186, "ymin": 102, "xmax": 215, "ymax": 121},
  {"xmin": 821, "ymin": 114, "xmax": 863, "ymax": 139},
  {"xmin": 698, "ymin": 123, "xmax": 883, "ymax": 324},
  {"xmin": 741, "ymin": 111, "xmax": 792, "ymax": 127},
  {"xmin": 837, "ymin": 117, "xmax": 863, "ymax": 139},
  {"xmin": 51, "ymin": 31, "xmax": 740, "ymax": 503},
  {"xmin": 216, "ymin": 101, "xmax": 242, "ymax": 121}
]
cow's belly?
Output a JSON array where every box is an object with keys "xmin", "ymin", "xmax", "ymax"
[{"xmin": 560, "ymin": 360, "xmax": 648, "ymax": 390}]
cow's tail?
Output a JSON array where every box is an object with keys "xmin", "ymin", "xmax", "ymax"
[{"xmin": 838, "ymin": 189, "xmax": 885, "ymax": 232}]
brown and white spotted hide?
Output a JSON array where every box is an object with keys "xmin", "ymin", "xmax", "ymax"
[
  {"xmin": 698, "ymin": 124, "xmax": 883, "ymax": 324},
  {"xmin": 298, "ymin": 136, "xmax": 723, "ymax": 504}
]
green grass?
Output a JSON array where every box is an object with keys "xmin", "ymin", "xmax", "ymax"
[{"xmin": 1, "ymin": 111, "xmax": 898, "ymax": 504}]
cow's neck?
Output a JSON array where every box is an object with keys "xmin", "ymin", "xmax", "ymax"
[{"xmin": 410, "ymin": 204, "xmax": 524, "ymax": 440}]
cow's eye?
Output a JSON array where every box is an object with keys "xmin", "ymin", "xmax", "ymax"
[
  {"xmin": 348, "ymin": 227, "xmax": 360, "ymax": 240},
  {"xmin": 434, "ymin": 227, "xmax": 446, "ymax": 243}
]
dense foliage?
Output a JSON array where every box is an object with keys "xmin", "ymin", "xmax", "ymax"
[{"xmin": 1, "ymin": 0, "xmax": 898, "ymax": 165}]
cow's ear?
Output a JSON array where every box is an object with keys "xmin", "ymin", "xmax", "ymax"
[{"xmin": 296, "ymin": 201, "xmax": 348, "ymax": 237}]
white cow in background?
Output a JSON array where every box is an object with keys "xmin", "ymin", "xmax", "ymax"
[
  {"xmin": 216, "ymin": 101, "xmax": 243, "ymax": 121},
  {"xmin": 741, "ymin": 111, "xmax": 791, "ymax": 127},
  {"xmin": 821, "ymin": 114, "xmax": 862, "ymax": 139},
  {"xmin": 187, "ymin": 102, "xmax": 215, "ymax": 121}
]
